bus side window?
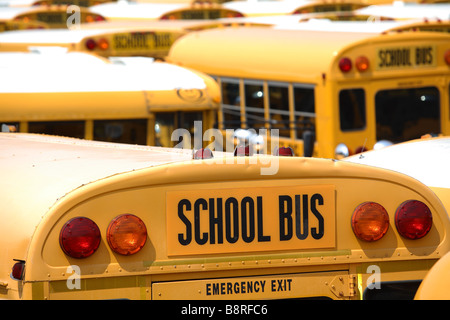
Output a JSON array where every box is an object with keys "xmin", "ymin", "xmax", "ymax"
[
  {"xmin": 268, "ymin": 82, "xmax": 290, "ymax": 137},
  {"xmin": 94, "ymin": 119, "xmax": 147, "ymax": 145},
  {"xmin": 244, "ymin": 80, "xmax": 265, "ymax": 129},
  {"xmin": 339, "ymin": 89, "xmax": 366, "ymax": 131},
  {"xmin": 28, "ymin": 121, "xmax": 85, "ymax": 139},
  {"xmin": 221, "ymin": 79, "xmax": 241, "ymax": 129},
  {"xmin": 294, "ymin": 86, "xmax": 315, "ymax": 139}
]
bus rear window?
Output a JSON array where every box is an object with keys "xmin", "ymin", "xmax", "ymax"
[
  {"xmin": 375, "ymin": 87, "xmax": 440, "ymax": 143},
  {"xmin": 339, "ymin": 89, "xmax": 366, "ymax": 131}
]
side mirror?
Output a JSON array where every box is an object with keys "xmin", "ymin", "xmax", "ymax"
[{"xmin": 302, "ymin": 130, "xmax": 315, "ymax": 157}]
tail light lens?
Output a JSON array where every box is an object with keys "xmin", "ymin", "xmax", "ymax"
[
  {"xmin": 85, "ymin": 38, "xmax": 96, "ymax": 50},
  {"xmin": 107, "ymin": 214, "xmax": 147, "ymax": 255},
  {"xmin": 273, "ymin": 146, "xmax": 294, "ymax": 156},
  {"xmin": 11, "ymin": 260, "xmax": 25, "ymax": 280},
  {"xmin": 339, "ymin": 57, "xmax": 352, "ymax": 73},
  {"xmin": 60, "ymin": 217, "xmax": 101, "ymax": 259},
  {"xmin": 355, "ymin": 56, "xmax": 370, "ymax": 72},
  {"xmin": 97, "ymin": 38, "xmax": 109, "ymax": 50},
  {"xmin": 445, "ymin": 49, "xmax": 450, "ymax": 66},
  {"xmin": 352, "ymin": 202, "xmax": 389, "ymax": 241},
  {"xmin": 395, "ymin": 200, "xmax": 432, "ymax": 240},
  {"xmin": 193, "ymin": 148, "xmax": 214, "ymax": 159},
  {"xmin": 234, "ymin": 145, "xmax": 253, "ymax": 156}
]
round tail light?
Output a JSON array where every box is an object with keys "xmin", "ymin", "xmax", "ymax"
[
  {"xmin": 444, "ymin": 49, "xmax": 450, "ymax": 66},
  {"xmin": 351, "ymin": 202, "xmax": 389, "ymax": 241},
  {"xmin": 273, "ymin": 146, "xmax": 294, "ymax": 156},
  {"xmin": 97, "ymin": 38, "xmax": 109, "ymax": 50},
  {"xmin": 193, "ymin": 148, "xmax": 214, "ymax": 159},
  {"xmin": 107, "ymin": 214, "xmax": 147, "ymax": 255},
  {"xmin": 355, "ymin": 56, "xmax": 370, "ymax": 72},
  {"xmin": 339, "ymin": 57, "xmax": 352, "ymax": 73},
  {"xmin": 395, "ymin": 200, "xmax": 432, "ymax": 240},
  {"xmin": 60, "ymin": 217, "xmax": 101, "ymax": 259},
  {"xmin": 85, "ymin": 38, "xmax": 96, "ymax": 50}
]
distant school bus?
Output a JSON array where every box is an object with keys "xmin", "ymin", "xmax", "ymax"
[
  {"xmin": 221, "ymin": 0, "xmax": 368, "ymax": 17},
  {"xmin": 2, "ymin": 132, "xmax": 450, "ymax": 300},
  {"xmin": 0, "ymin": 52, "xmax": 220, "ymax": 148},
  {"xmin": 0, "ymin": 5, "xmax": 106, "ymax": 28},
  {"xmin": 0, "ymin": 0, "xmax": 116, "ymax": 7},
  {"xmin": 0, "ymin": 18, "xmax": 48, "ymax": 31},
  {"xmin": 167, "ymin": 27, "xmax": 450, "ymax": 158},
  {"xmin": 0, "ymin": 20, "xmax": 268, "ymax": 59},
  {"xmin": 89, "ymin": 2, "xmax": 244, "ymax": 21}
]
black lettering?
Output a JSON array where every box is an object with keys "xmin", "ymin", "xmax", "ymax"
[
  {"xmin": 279, "ymin": 195, "xmax": 293, "ymax": 241},
  {"xmin": 177, "ymin": 199, "xmax": 192, "ymax": 245},
  {"xmin": 194, "ymin": 198, "xmax": 208, "ymax": 245},
  {"xmin": 311, "ymin": 194, "xmax": 325, "ymax": 239},
  {"xmin": 209, "ymin": 198, "xmax": 223, "ymax": 244},
  {"xmin": 241, "ymin": 197, "xmax": 255, "ymax": 243},
  {"xmin": 225, "ymin": 197, "xmax": 239, "ymax": 243},
  {"xmin": 379, "ymin": 50, "xmax": 386, "ymax": 68},
  {"xmin": 257, "ymin": 196, "xmax": 271, "ymax": 242},
  {"xmin": 295, "ymin": 194, "xmax": 308, "ymax": 240}
]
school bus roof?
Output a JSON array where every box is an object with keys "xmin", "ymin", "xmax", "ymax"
[
  {"xmin": 167, "ymin": 27, "xmax": 450, "ymax": 83},
  {"xmin": 355, "ymin": 2, "xmax": 450, "ymax": 20},
  {"xmin": 89, "ymin": 1, "xmax": 243, "ymax": 20},
  {"xmin": 0, "ymin": 133, "xmax": 200, "ymax": 261},
  {"xmin": 274, "ymin": 18, "xmax": 450, "ymax": 33},
  {"xmin": 0, "ymin": 51, "xmax": 219, "ymax": 120},
  {"xmin": 167, "ymin": 27, "xmax": 373, "ymax": 82}
]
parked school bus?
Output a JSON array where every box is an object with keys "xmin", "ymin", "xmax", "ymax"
[
  {"xmin": 0, "ymin": 20, "xmax": 268, "ymax": 59},
  {"xmin": 89, "ymin": 2, "xmax": 244, "ymax": 21},
  {"xmin": 1, "ymin": 132, "xmax": 450, "ymax": 300},
  {"xmin": 0, "ymin": 5, "xmax": 106, "ymax": 28},
  {"xmin": 167, "ymin": 27, "xmax": 450, "ymax": 157},
  {"xmin": 0, "ymin": 51, "xmax": 220, "ymax": 148}
]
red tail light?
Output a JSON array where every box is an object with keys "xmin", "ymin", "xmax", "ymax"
[
  {"xmin": 107, "ymin": 214, "xmax": 147, "ymax": 255},
  {"xmin": 339, "ymin": 57, "xmax": 352, "ymax": 73},
  {"xmin": 395, "ymin": 200, "xmax": 432, "ymax": 240},
  {"xmin": 234, "ymin": 145, "xmax": 253, "ymax": 156},
  {"xmin": 11, "ymin": 260, "xmax": 25, "ymax": 280},
  {"xmin": 351, "ymin": 202, "xmax": 389, "ymax": 242},
  {"xmin": 193, "ymin": 148, "xmax": 214, "ymax": 159},
  {"xmin": 85, "ymin": 38, "xmax": 96, "ymax": 50},
  {"xmin": 60, "ymin": 217, "xmax": 101, "ymax": 259},
  {"xmin": 273, "ymin": 146, "xmax": 294, "ymax": 156}
]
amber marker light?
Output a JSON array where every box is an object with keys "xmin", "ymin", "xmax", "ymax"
[
  {"xmin": 355, "ymin": 56, "xmax": 370, "ymax": 72},
  {"xmin": 107, "ymin": 214, "xmax": 147, "ymax": 255},
  {"xmin": 351, "ymin": 202, "xmax": 389, "ymax": 242}
]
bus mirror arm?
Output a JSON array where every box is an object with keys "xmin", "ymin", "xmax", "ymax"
[{"xmin": 303, "ymin": 130, "xmax": 315, "ymax": 157}]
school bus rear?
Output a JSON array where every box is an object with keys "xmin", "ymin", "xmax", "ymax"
[{"xmin": 2, "ymin": 133, "xmax": 450, "ymax": 300}]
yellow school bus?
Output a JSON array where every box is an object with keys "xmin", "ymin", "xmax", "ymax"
[
  {"xmin": 0, "ymin": 5, "xmax": 106, "ymax": 28},
  {"xmin": 0, "ymin": 0, "xmax": 115, "ymax": 7},
  {"xmin": 0, "ymin": 20, "xmax": 268, "ymax": 59},
  {"xmin": 89, "ymin": 2, "xmax": 244, "ymax": 21},
  {"xmin": 1, "ymin": 132, "xmax": 450, "ymax": 300},
  {"xmin": 221, "ymin": 0, "xmax": 368, "ymax": 17},
  {"xmin": 342, "ymin": 136, "xmax": 450, "ymax": 300},
  {"xmin": 167, "ymin": 27, "xmax": 450, "ymax": 158},
  {"xmin": 0, "ymin": 18, "xmax": 48, "ymax": 31},
  {"xmin": 0, "ymin": 51, "xmax": 220, "ymax": 148}
]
